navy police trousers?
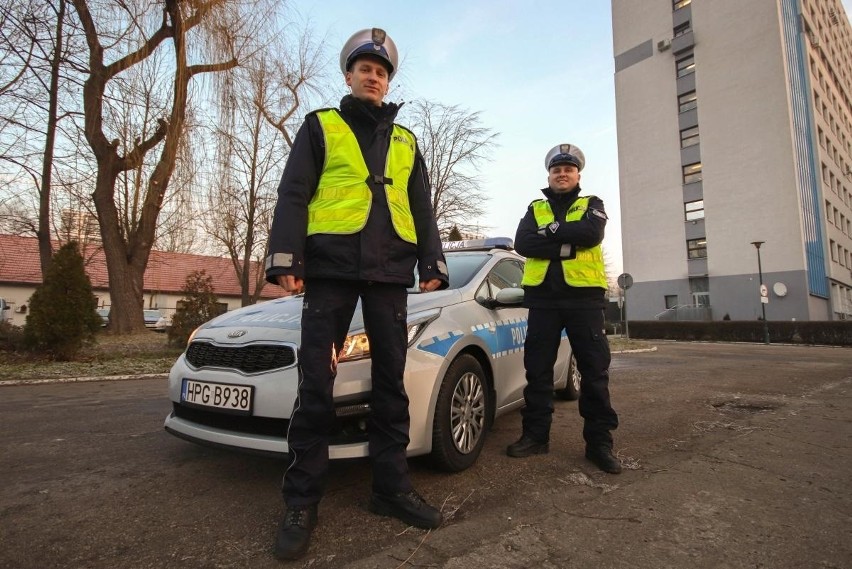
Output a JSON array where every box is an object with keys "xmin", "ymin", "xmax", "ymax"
[
  {"xmin": 282, "ymin": 279, "xmax": 413, "ymax": 506},
  {"xmin": 521, "ymin": 307, "xmax": 619, "ymax": 448}
]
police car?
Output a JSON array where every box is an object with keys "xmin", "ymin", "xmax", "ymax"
[{"xmin": 163, "ymin": 238, "xmax": 579, "ymax": 472}]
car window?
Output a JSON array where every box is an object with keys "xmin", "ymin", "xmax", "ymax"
[
  {"xmin": 489, "ymin": 260, "xmax": 524, "ymax": 292},
  {"xmin": 409, "ymin": 252, "xmax": 490, "ymax": 291},
  {"xmin": 476, "ymin": 259, "xmax": 524, "ymax": 300}
]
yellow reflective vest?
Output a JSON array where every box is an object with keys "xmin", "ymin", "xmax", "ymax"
[
  {"xmin": 306, "ymin": 109, "xmax": 418, "ymax": 244},
  {"xmin": 521, "ymin": 196, "xmax": 608, "ymax": 289}
]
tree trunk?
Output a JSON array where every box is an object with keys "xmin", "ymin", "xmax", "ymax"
[
  {"xmin": 37, "ymin": 0, "xmax": 67, "ymax": 276},
  {"xmin": 92, "ymin": 167, "xmax": 147, "ymax": 333}
]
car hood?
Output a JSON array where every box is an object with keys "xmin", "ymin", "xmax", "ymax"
[{"xmin": 198, "ymin": 289, "xmax": 462, "ymax": 338}]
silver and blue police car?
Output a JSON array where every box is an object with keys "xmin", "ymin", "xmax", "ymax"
[{"xmin": 164, "ymin": 238, "xmax": 579, "ymax": 472}]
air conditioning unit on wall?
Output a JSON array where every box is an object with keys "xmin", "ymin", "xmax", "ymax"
[{"xmin": 657, "ymin": 38, "xmax": 672, "ymax": 52}]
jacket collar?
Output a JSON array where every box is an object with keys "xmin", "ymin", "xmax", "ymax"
[
  {"xmin": 340, "ymin": 95, "xmax": 401, "ymax": 125},
  {"xmin": 541, "ymin": 185, "xmax": 582, "ymax": 203}
]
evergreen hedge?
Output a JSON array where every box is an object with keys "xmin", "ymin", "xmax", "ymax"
[{"xmin": 23, "ymin": 242, "xmax": 103, "ymax": 360}]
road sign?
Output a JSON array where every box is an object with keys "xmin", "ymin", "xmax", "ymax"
[
  {"xmin": 760, "ymin": 284, "xmax": 768, "ymax": 297},
  {"xmin": 617, "ymin": 273, "xmax": 633, "ymax": 290}
]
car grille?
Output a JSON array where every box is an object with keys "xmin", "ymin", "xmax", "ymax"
[{"xmin": 185, "ymin": 341, "xmax": 296, "ymax": 373}]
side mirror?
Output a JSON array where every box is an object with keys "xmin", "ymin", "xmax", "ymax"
[{"xmin": 494, "ymin": 287, "xmax": 524, "ymax": 306}]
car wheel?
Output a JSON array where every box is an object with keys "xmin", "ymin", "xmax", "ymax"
[
  {"xmin": 430, "ymin": 354, "xmax": 492, "ymax": 472},
  {"xmin": 554, "ymin": 354, "xmax": 580, "ymax": 401}
]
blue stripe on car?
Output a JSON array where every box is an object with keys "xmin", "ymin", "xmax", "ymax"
[{"xmin": 417, "ymin": 319, "xmax": 567, "ymax": 359}]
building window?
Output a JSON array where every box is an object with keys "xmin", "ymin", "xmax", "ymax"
[
  {"xmin": 673, "ymin": 22, "xmax": 691, "ymax": 37},
  {"xmin": 680, "ymin": 125, "xmax": 700, "ymax": 148},
  {"xmin": 682, "ymin": 162, "xmax": 702, "ymax": 184},
  {"xmin": 689, "ymin": 277, "xmax": 710, "ymax": 306},
  {"xmin": 684, "ymin": 199, "xmax": 704, "ymax": 221},
  {"xmin": 674, "ymin": 0, "xmax": 691, "ymax": 9},
  {"xmin": 687, "ymin": 238, "xmax": 707, "ymax": 259},
  {"xmin": 678, "ymin": 91, "xmax": 697, "ymax": 112},
  {"xmin": 676, "ymin": 54, "xmax": 695, "ymax": 77},
  {"xmin": 665, "ymin": 295, "xmax": 678, "ymax": 309}
]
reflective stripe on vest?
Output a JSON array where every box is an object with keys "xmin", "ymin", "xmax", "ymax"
[
  {"xmin": 521, "ymin": 196, "xmax": 608, "ymax": 288},
  {"xmin": 307, "ymin": 109, "xmax": 417, "ymax": 244}
]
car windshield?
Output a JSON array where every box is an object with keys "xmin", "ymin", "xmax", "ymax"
[{"xmin": 408, "ymin": 252, "xmax": 490, "ymax": 292}]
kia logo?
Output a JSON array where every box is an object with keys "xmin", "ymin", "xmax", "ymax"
[{"xmin": 227, "ymin": 330, "xmax": 247, "ymax": 338}]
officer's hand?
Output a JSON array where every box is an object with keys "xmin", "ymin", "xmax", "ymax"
[
  {"xmin": 277, "ymin": 275, "xmax": 304, "ymax": 294},
  {"xmin": 419, "ymin": 279, "xmax": 441, "ymax": 292}
]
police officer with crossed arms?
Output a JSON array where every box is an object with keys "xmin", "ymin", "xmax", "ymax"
[
  {"xmin": 265, "ymin": 28, "xmax": 448, "ymax": 561},
  {"xmin": 507, "ymin": 144, "xmax": 621, "ymax": 475}
]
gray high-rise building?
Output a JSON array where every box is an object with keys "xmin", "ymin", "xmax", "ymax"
[{"xmin": 612, "ymin": 0, "xmax": 852, "ymax": 321}]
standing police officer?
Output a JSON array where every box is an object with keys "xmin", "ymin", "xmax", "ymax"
[
  {"xmin": 265, "ymin": 28, "xmax": 449, "ymax": 561},
  {"xmin": 507, "ymin": 143, "xmax": 621, "ymax": 474}
]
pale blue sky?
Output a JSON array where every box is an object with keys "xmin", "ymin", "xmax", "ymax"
[
  {"xmin": 293, "ymin": 0, "xmax": 852, "ymax": 277},
  {"xmin": 292, "ymin": 0, "xmax": 622, "ymax": 271}
]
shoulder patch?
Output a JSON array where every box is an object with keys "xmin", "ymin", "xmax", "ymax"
[{"xmin": 589, "ymin": 208, "xmax": 608, "ymax": 220}]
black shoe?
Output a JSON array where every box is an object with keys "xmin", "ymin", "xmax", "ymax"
[
  {"xmin": 369, "ymin": 490, "xmax": 443, "ymax": 529},
  {"xmin": 506, "ymin": 435, "xmax": 549, "ymax": 458},
  {"xmin": 585, "ymin": 446, "xmax": 622, "ymax": 474},
  {"xmin": 273, "ymin": 504, "xmax": 318, "ymax": 561}
]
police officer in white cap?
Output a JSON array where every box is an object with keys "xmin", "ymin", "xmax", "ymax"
[
  {"xmin": 507, "ymin": 144, "xmax": 621, "ymax": 474},
  {"xmin": 266, "ymin": 28, "xmax": 448, "ymax": 560}
]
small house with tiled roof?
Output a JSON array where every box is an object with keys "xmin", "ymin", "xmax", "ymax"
[{"xmin": 0, "ymin": 234, "xmax": 287, "ymax": 326}]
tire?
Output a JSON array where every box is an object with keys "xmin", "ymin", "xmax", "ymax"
[
  {"xmin": 554, "ymin": 354, "xmax": 580, "ymax": 401},
  {"xmin": 430, "ymin": 354, "xmax": 492, "ymax": 472}
]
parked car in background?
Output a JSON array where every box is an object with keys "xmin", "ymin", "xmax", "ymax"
[
  {"xmin": 144, "ymin": 309, "xmax": 162, "ymax": 329},
  {"xmin": 0, "ymin": 298, "xmax": 10, "ymax": 322},
  {"xmin": 96, "ymin": 308, "xmax": 110, "ymax": 327},
  {"xmin": 163, "ymin": 238, "xmax": 580, "ymax": 472},
  {"xmin": 153, "ymin": 314, "xmax": 172, "ymax": 333}
]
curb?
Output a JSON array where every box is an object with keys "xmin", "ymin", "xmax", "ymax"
[
  {"xmin": 612, "ymin": 346, "xmax": 658, "ymax": 354},
  {"xmin": 1, "ymin": 373, "xmax": 168, "ymax": 387}
]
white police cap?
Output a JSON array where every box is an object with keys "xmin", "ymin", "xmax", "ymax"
[
  {"xmin": 339, "ymin": 28, "xmax": 399, "ymax": 81},
  {"xmin": 545, "ymin": 143, "xmax": 585, "ymax": 171}
]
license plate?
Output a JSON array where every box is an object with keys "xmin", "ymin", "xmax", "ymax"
[{"xmin": 181, "ymin": 379, "xmax": 253, "ymax": 415}]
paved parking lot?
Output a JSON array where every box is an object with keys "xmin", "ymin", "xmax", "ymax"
[{"xmin": 1, "ymin": 341, "xmax": 850, "ymax": 568}]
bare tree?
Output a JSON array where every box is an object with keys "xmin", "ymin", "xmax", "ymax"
[
  {"xmin": 403, "ymin": 100, "xmax": 498, "ymax": 238},
  {"xmin": 70, "ymin": 0, "xmax": 270, "ymax": 333},
  {"xmin": 154, "ymin": 106, "xmax": 204, "ymax": 254},
  {"xmin": 204, "ymin": 29, "xmax": 325, "ymax": 306},
  {"xmin": 206, "ymin": 64, "xmax": 281, "ymax": 307},
  {"xmin": 0, "ymin": 0, "xmax": 83, "ymax": 273}
]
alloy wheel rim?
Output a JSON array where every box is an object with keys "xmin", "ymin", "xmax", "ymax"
[{"xmin": 450, "ymin": 371, "xmax": 485, "ymax": 454}]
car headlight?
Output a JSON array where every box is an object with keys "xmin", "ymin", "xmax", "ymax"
[
  {"xmin": 186, "ymin": 326, "xmax": 201, "ymax": 346},
  {"xmin": 338, "ymin": 309, "xmax": 441, "ymax": 363}
]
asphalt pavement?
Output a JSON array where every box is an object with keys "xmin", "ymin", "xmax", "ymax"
[{"xmin": 1, "ymin": 341, "xmax": 850, "ymax": 569}]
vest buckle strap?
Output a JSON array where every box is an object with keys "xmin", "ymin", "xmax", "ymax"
[{"xmin": 369, "ymin": 174, "xmax": 394, "ymax": 185}]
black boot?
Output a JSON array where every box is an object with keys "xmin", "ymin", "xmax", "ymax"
[
  {"xmin": 369, "ymin": 490, "xmax": 443, "ymax": 529},
  {"xmin": 273, "ymin": 504, "xmax": 318, "ymax": 560},
  {"xmin": 506, "ymin": 434, "xmax": 549, "ymax": 458},
  {"xmin": 585, "ymin": 446, "xmax": 622, "ymax": 474}
]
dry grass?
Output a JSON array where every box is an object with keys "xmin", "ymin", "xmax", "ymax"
[
  {"xmin": 0, "ymin": 330, "xmax": 183, "ymax": 381},
  {"xmin": 608, "ymin": 337, "xmax": 655, "ymax": 352}
]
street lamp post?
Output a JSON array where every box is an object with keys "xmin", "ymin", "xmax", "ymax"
[{"xmin": 751, "ymin": 241, "xmax": 770, "ymax": 344}]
